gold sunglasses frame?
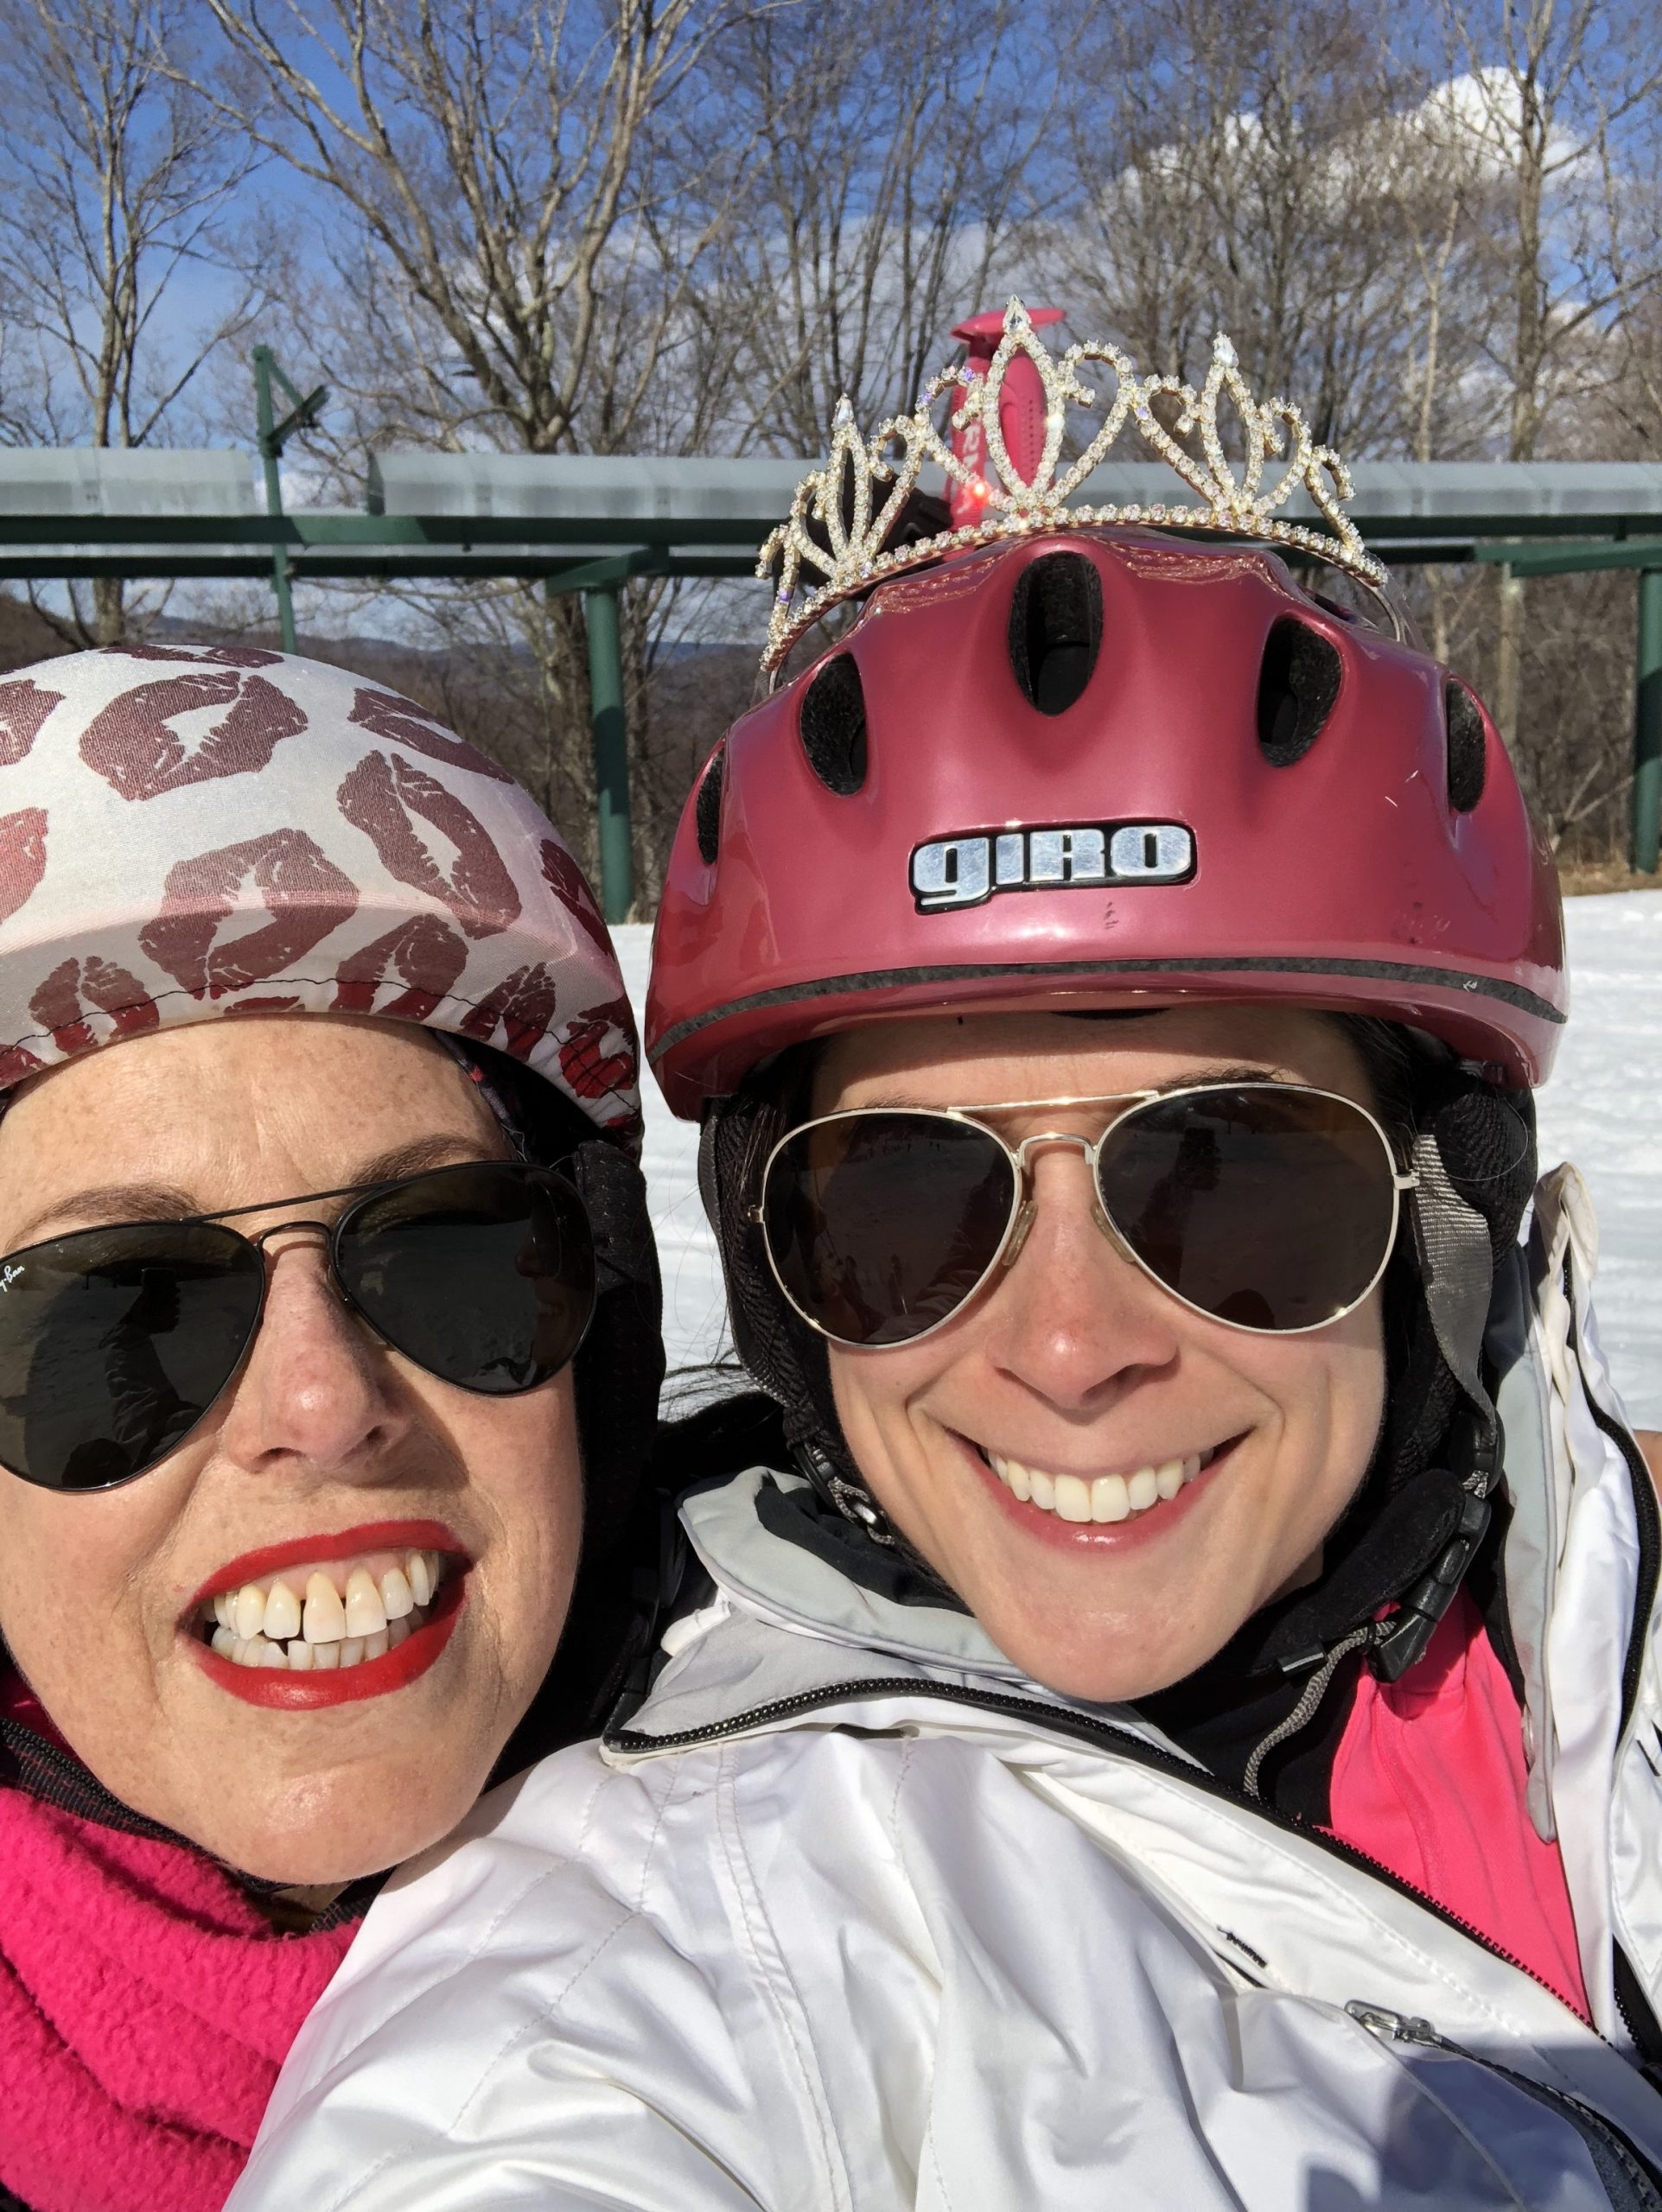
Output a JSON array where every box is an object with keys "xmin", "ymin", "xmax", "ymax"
[{"xmin": 755, "ymin": 1082, "xmax": 1418, "ymax": 1351}]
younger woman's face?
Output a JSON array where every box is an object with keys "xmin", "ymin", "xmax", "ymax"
[
  {"xmin": 0, "ymin": 1015, "xmax": 583, "ymax": 1886},
  {"xmin": 818, "ymin": 1006, "xmax": 1389, "ymax": 1703}
]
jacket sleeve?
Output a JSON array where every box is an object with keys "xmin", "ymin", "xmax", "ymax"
[{"xmin": 226, "ymin": 1748, "xmax": 838, "ymax": 2212}]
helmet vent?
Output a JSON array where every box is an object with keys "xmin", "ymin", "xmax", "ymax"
[
  {"xmin": 799, "ymin": 653, "xmax": 868, "ymax": 794},
  {"xmin": 694, "ymin": 742, "xmax": 725, "ymax": 863},
  {"xmin": 1008, "ymin": 550, "xmax": 1103, "ymax": 715},
  {"xmin": 1444, "ymin": 681, "xmax": 1487, "ymax": 811},
  {"xmin": 1257, "ymin": 618, "xmax": 1342, "ymax": 766}
]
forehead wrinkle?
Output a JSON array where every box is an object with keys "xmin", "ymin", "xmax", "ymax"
[{"xmin": 3, "ymin": 1131, "xmax": 508, "ymax": 1249}]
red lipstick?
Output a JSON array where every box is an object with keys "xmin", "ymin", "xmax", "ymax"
[
  {"xmin": 190, "ymin": 1572, "xmax": 465, "ymax": 1710},
  {"xmin": 184, "ymin": 1520, "xmax": 466, "ymax": 1613}
]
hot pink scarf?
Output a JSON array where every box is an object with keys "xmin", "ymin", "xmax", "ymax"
[{"xmin": 0, "ymin": 1686, "xmax": 358, "ymax": 2212}]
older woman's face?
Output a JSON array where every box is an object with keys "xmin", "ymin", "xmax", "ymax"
[
  {"xmin": 818, "ymin": 1006, "xmax": 1389, "ymax": 1704},
  {"xmin": 0, "ymin": 1015, "xmax": 583, "ymax": 1885}
]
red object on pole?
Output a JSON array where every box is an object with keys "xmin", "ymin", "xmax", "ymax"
[{"xmin": 946, "ymin": 306, "xmax": 1065, "ymax": 526}]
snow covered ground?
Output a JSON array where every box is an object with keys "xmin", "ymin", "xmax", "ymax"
[{"xmin": 616, "ymin": 890, "xmax": 1662, "ymax": 1424}]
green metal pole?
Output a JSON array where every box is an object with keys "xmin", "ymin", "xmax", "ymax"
[
  {"xmin": 585, "ymin": 583, "xmax": 634, "ymax": 922},
  {"xmin": 1635, "ymin": 569, "xmax": 1662, "ymax": 875},
  {"xmin": 252, "ymin": 346, "xmax": 297, "ymax": 654}
]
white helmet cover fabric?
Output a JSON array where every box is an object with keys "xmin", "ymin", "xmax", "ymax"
[{"xmin": 0, "ymin": 644, "xmax": 640, "ymax": 1149}]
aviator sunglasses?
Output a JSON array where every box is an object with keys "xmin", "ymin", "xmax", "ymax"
[
  {"xmin": 0, "ymin": 1161, "xmax": 595, "ymax": 1494},
  {"xmin": 757, "ymin": 1083, "xmax": 1417, "ymax": 1351}
]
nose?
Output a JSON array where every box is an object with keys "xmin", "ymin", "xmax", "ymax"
[
  {"xmin": 979, "ymin": 1143, "xmax": 1181, "ymax": 1413},
  {"xmin": 213, "ymin": 1232, "xmax": 408, "ymax": 1478}
]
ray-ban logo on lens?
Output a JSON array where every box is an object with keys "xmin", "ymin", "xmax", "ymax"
[
  {"xmin": 0, "ymin": 1264, "xmax": 23, "ymax": 1292},
  {"xmin": 910, "ymin": 823, "xmax": 1194, "ymax": 912}
]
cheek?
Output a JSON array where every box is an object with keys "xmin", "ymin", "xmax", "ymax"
[
  {"xmin": 0, "ymin": 1477, "xmax": 176, "ymax": 1722},
  {"xmin": 455, "ymin": 1380, "xmax": 585, "ymax": 1665},
  {"xmin": 1249, "ymin": 1315, "xmax": 1388, "ymax": 1532},
  {"xmin": 827, "ymin": 1344, "xmax": 920, "ymax": 1450}
]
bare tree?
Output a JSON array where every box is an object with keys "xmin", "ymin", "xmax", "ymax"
[
  {"xmin": 0, "ymin": 0, "xmax": 265, "ymax": 642},
  {"xmin": 1436, "ymin": 0, "xmax": 1662, "ymax": 734},
  {"xmin": 695, "ymin": 0, "xmax": 1060, "ymax": 455},
  {"xmin": 192, "ymin": 0, "xmax": 757, "ymax": 903},
  {"xmin": 1044, "ymin": 0, "xmax": 1481, "ymax": 451}
]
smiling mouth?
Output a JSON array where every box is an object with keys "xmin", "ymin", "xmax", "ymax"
[
  {"xmin": 978, "ymin": 1445, "xmax": 1219, "ymax": 1524},
  {"xmin": 193, "ymin": 1547, "xmax": 458, "ymax": 1675}
]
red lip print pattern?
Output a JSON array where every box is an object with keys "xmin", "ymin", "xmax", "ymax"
[
  {"xmin": 332, "ymin": 915, "xmax": 468, "ymax": 1023},
  {"xmin": 80, "ymin": 671, "xmax": 308, "ymax": 799},
  {"xmin": 0, "ymin": 681, "xmax": 64, "ymax": 767},
  {"xmin": 540, "ymin": 838, "xmax": 612, "ymax": 956},
  {"xmin": 103, "ymin": 643, "xmax": 285, "ymax": 670},
  {"xmin": 29, "ymin": 957, "xmax": 160, "ymax": 1056},
  {"xmin": 349, "ymin": 687, "xmax": 514, "ymax": 783},
  {"xmin": 0, "ymin": 808, "xmax": 48, "ymax": 925},
  {"xmin": 559, "ymin": 995, "xmax": 637, "ymax": 1101},
  {"xmin": 459, "ymin": 963, "xmax": 561, "ymax": 1061},
  {"xmin": 0, "ymin": 645, "xmax": 640, "ymax": 1153},
  {"xmin": 337, "ymin": 752, "xmax": 521, "ymax": 940},
  {"xmin": 138, "ymin": 830, "xmax": 359, "ymax": 995}
]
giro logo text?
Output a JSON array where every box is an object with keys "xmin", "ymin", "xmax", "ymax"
[{"xmin": 910, "ymin": 823, "xmax": 1195, "ymax": 912}]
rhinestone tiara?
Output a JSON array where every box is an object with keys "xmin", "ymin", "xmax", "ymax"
[{"xmin": 757, "ymin": 296, "xmax": 1386, "ymax": 674}]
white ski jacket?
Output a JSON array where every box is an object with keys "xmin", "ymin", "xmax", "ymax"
[{"xmin": 232, "ymin": 1167, "xmax": 1662, "ymax": 2211}]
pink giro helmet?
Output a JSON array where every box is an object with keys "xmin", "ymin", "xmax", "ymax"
[{"xmin": 647, "ymin": 527, "xmax": 1565, "ymax": 1114}]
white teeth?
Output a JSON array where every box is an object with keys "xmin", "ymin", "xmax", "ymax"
[
  {"xmin": 380, "ymin": 1567, "xmax": 414, "ymax": 1620},
  {"xmin": 202, "ymin": 1548, "xmax": 446, "ymax": 1672},
  {"xmin": 344, "ymin": 1568, "xmax": 386, "ymax": 1639},
  {"xmin": 1092, "ymin": 1473, "xmax": 1130, "ymax": 1522},
  {"xmin": 1054, "ymin": 1473, "xmax": 1092, "ymax": 1522},
  {"xmin": 264, "ymin": 1580, "xmax": 302, "ymax": 1642},
  {"xmin": 988, "ymin": 1446, "xmax": 1215, "ymax": 1524},
  {"xmin": 302, "ymin": 1572, "xmax": 347, "ymax": 1644}
]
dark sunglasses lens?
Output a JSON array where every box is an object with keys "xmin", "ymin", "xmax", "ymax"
[
  {"xmin": 0, "ymin": 1224, "xmax": 261, "ymax": 1491},
  {"xmin": 1097, "ymin": 1088, "xmax": 1398, "ymax": 1332},
  {"xmin": 763, "ymin": 1114, "xmax": 1016, "ymax": 1348},
  {"xmin": 338, "ymin": 1165, "xmax": 595, "ymax": 1393}
]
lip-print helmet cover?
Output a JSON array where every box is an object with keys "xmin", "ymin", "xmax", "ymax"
[{"xmin": 0, "ymin": 642, "xmax": 640, "ymax": 1149}]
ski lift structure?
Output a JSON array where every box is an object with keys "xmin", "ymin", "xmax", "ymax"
[{"xmin": 0, "ymin": 351, "xmax": 1660, "ymax": 919}]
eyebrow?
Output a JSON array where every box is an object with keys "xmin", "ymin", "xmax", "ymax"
[
  {"xmin": 850, "ymin": 1064, "xmax": 1306, "ymax": 1111},
  {"xmin": 5, "ymin": 1133, "xmax": 510, "ymax": 1249}
]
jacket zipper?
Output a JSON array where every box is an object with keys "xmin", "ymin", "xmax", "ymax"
[
  {"xmin": 610, "ymin": 1672, "xmax": 1576, "ymax": 1993},
  {"xmin": 1347, "ymin": 2002, "xmax": 1662, "ymax": 2209},
  {"xmin": 611, "ymin": 1675, "xmax": 1662, "ymax": 2175}
]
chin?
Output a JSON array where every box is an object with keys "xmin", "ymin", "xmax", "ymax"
[
  {"xmin": 971, "ymin": 1584, "xmax": 1236, "ymax": 1706},
  {"xmin": 213, "ymin": 1796, "xmax": 471, "ymax": 1887}
]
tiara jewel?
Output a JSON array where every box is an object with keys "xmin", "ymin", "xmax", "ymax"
[{"xmin": 756, "ymin": 297, "xmax": 1386, "ymax": 674}]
